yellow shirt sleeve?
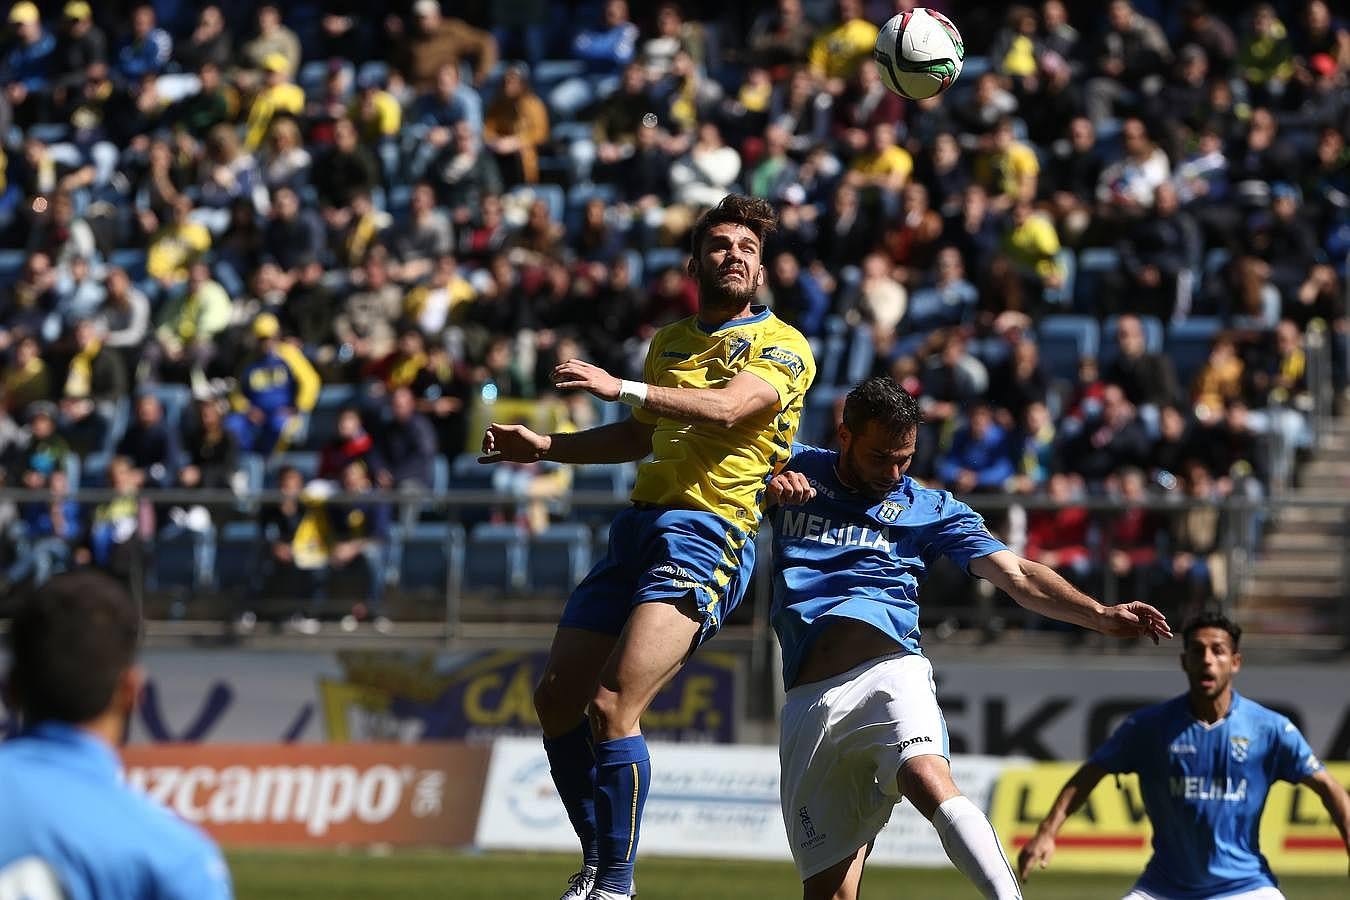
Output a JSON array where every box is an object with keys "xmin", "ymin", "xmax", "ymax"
[
  {"xmin": 1011, "ymin": 143, "xmax": 1039, "ymax": 180},
  {"xmin": 277, "ymin": 342, "xmax": 322, "ymax": 412}
]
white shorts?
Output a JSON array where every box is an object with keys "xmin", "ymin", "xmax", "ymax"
[
  {"xmin": 779, "ymin": 652, "xmax": 949, "ymax": 879},
  {"xmin": 1124, "ymin": 888, "xmax": 1285, "ymax": 900}
]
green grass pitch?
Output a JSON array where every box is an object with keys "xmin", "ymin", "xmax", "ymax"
[{"xmin": 227, "ymin": 850, "xmax": 1349, "ymax": 899}]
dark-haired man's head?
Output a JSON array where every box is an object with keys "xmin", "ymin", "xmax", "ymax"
[
  {"xmin": 688, "ymin": 195, "xmax": 777, "ymax": 315},
  {"xmin": 837, "ymin": 376, "xmax": 921, "ymax": 500},
  {"xmin": 6, "ymin": 571, "xmax": 141, "ymax": 743},
  {"xmin": 1181, "ymin": 611, "xmax": 1242, "ymax": 701}
]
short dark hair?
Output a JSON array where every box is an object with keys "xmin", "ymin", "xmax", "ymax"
[
  {"xmin": 1182, "ymin": 611, "xmax": 1241, "ymax": 651},
  {"xmin": 689, "ymin": 194, "xmax": 777, "ymax": 257},
  {"xmin": 842, "ymin": 376, "xmax": 922, "ymax": 438},
  {"xmin": 7, "ymin": 571, "xmax": 140, "ymax": 725}
]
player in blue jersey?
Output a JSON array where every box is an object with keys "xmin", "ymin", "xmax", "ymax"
[
  {"xmin": 0, "ymin": 571, "xmax": 233, "ymax": 900},
  {"xmin": 765, "ymin": 376, "xmax": 1172, "ymax": 900},
  {"xmin": 1019, "ymin": 612, "xmax": 1350, "ymax": 899}
]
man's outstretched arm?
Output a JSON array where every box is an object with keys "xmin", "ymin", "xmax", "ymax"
[
  {"xmin": 553, "ymin": 359, "xmax": 783, "ymax": 429},
  {"xmin": 1016, "ymin": 763, "xmax": 1109, "ymax": 882},
  {"xmin": 480, "ymin": 416, "xmax": 655, "ymax": 465},
  {"xmin": 970, "ymin": 550, "xmax": 1172, "ymax": 642},
  {"xmin": 1301, "ymin": 769, "xmax": 1350, "ymax": 875}
]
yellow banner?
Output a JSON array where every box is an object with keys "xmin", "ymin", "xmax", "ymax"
[{"xmin": 989, "ymin": 762, "xmax": 1350, "ymax": 875}]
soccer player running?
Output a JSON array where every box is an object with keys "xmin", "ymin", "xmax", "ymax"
[
  {"xmin": 480, "ymin": 195, "xmax": 815, "ymax": 900},
  {"xmin": 0, "ymin": 571, "xmax": 233, "ymax": 899},
  {"xmin": 1019, "ymin": 612, "xmax": 1350, "ymax": 899},
  {"xmin": 764, "ymin": 376, "xmax": 1172, "ymax": 900}
]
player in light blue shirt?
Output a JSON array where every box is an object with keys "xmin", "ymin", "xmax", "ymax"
[
  {"xmin": 1019, "ymin": 612, "xmax": 1350, "ymax": 899},
  {"xmin": 0, "ymin": 571, "xmax": 233, "ymax": 900},
  {"xmin": 767, "ymin": 376, "xmax": 1172, "ymax": 900}
]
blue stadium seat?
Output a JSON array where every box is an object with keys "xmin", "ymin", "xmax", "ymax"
[
  {"xmin": 571, "ymin": 462, "xmax": 633, "ymax": 497},
  {"xmin": 798, "ymin": 387, "xmax": 843, "ymax": 448},
  {"xmin": 644, "ymin": 248, "xmax": 688, "ymax": 281},
  {"xmin": 509, "ymin": 183, "xmax": 565, "ymax": 223},
  {"xmin": 528, "ymin": 523, "xmax": 593, "ymax": 591},
  {"xmin": 432, "ymin": 455, "xmax": 450, "ymax": 494},
  {"xmin": 108, "ymin": 248, "xmax": 148, "ymax": 283},
  {"xmin": 465, "ymin": 523, "xmax": 528, "ymax": 592},
  {"xmin": 395, "ymin": 522, "xmax": 466, "ymax": 593},
  {"xmin": 149, "ymin": 525, "xmax": 213, "ymax": 591},
  {"xmin": 1074, "ymin": 247, "xmax": 1120, "ymax": 315},
  {"xmin": 215, "ymin": 521, "xmax": 261, "ymax": 591},
  {"xmin": 844, "ymin": 325, "xmax": 875, "ymax": 385},
  {"xmin": 239, "ymin": 453, "xmax": 265, "ymax": 493},
  {"xmin": 0, "ymin": 250, "xmax": 26, "ymax": 286},
  {"xmin": 1045, "ymin": 248, "xmax": 1075, "ymax": 307},
  {"xmin": 1166, "ymin": 317, "xmax": 1224, "ymax": 387},
  {"xmin": 304, "ymin": 385, "xmax": 360, "ymax": 450},
  {"xmin": 1036, "ymin": 315, "xmax": 1100, "ymax": 381},
  {"xmin": 451, "ymin": 454, "xmax": 495, "ymax": 491},
  {"xmin": 81, "ymin": 451, "xmax": 112, "ymax": 488},
  {"xmin": 1100, "ymin": 315, "xmax": 1164, "ymax": 369}
]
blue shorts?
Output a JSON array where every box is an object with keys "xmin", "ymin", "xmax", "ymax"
[{"xmin": 560, "ymin": 506, "xmax": 756, "ymax": 646}]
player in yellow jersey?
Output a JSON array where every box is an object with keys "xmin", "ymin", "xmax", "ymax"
[{"xmin": 480, "ymin": 195, "xmax": 815, "ymax": 900}]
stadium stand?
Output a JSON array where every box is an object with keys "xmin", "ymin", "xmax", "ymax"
[{"xmin": 0, "ymin": 0, "xmax": 1346, "ymax": 634}]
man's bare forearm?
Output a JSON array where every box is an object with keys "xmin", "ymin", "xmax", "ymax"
[
  {"xmin": 641, "ymin": 384, "xmax": 759, "ymax": 429},
  {"xmin": 1035, "ymin": 765, "xmax": 1107, "ymax": 838},
  {"xmin": 1004, "ymin": 558, "xmax": 1108, "ymax": 630},
  {"xmin": 542, "ymin": 418, "xmax": 652, "ymax": 464},
  {"xmin": 1306, "ymin": 772, "xmax": 1350, "ymax": 848}
]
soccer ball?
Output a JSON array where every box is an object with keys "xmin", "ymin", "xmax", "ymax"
[{"xmin": 873, "ymin": 8, "xmax": 965, "ymax": 101}]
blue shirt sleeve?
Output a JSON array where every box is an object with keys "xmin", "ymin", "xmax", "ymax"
[
  {"xmin": 920, "ymin": 492, "xmax": 1008, "ymax": 572},
  {"xmin": 155, "ymin": 839, "xmax": 233, "ymax": 900},
  {"xmin": 1269, "ymin": 717, "xmax": 1324, "ymax": 784},
  {"xmin": 1090, "ymin": 714, "xmax": 1144, "ymax": 773}
]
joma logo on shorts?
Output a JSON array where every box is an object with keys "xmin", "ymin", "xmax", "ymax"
[
  {"xmin": 798, "ymin": 806, "xmax": 815, "ymax": 839},
  {"xmin": 897, "ymin": 735, "xmax": 933, "ymax": 752}
]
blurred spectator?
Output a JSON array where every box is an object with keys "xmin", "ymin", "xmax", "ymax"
[
  {"xmin": 669, "ymin": 121, "xmax": 741, "ymax": 209},
  {"xmin": 988, "ymin": 337, "xmax": 1050, "ymax": 426},
  {"xmin": 142, "ymin": 260, "xmax": 230, "ymax": 382},
  {"xmin": 917, "ymin": 132, "xmax": 969, "ymax": 218},
  {"xmin": 1239, "ymin": 4, "xmax": 1295, "ymax": 105},
  {"xmin": 177, "ymin": 397, "xmax": 238, "ymax": 490},
  {"xmin": 373, "ymin": 385, "xmax": 437, "ymax": 489},
  {"xmin": 411, "ymin": 342, "xmax": 472, "ymax": 459},
  {"xmin": 1179, "ymin": 2, "xmax": 1237, "ymax": 77},
  {"xmin": 1096, "ymin": 118, "xmax": 1171, "ymax": 223},
  {"xmin": 1150, "ymin": 404, "xmax": 1195, "ymax": 482},
  {"xmin": 263, "ymin": 186, "xmax": 324, "ymax": 283},
  {"xmin": 412, "ymin": 63, "xmax": 483, "ymax": 143},
  {"xmin": 175, "ymin": 5, "xmax": 231, "ymax": 72},
  {"xmin": 1172, "ymin": 123, "xmax": 1229, "ymax": 206},
  {"xmin": 50, "ymin": 255, "xmax": 106, "ymax": 337},
  {"xmin": 1114, "ymin": 182, "xmax": 1200, "ymax": 320},
  {"xmin": 397, "ymin": 0, "xmax": 498, "ymax": 91},
  {"xmin": 845, "ymin": 121, "xmax": 911, "ymax": 199},
  {"xmin": 1229, "ymin": 108, "xmax": 1297, "ymax": 200},
  {"xmin": 880, "ymin": 182, "xmax": 943, "ymax": 285},
  {"xmin": 334, "ymin": 249, "xmax": 403, "ymax": 365},
  {"xmin": 1020, "ymin": 51, "xmax": 1082, "ymax": 149},
  {"xmin": 261, "ymin": 118, "xmax": 311, "ymax": 194},
  {"xmin": 2, "ymin": 1, "xmax": 54, "ymax": 129},
  {"xmin": 766, "ymin": 251, "xmax": 827, "ymax": 339},
  {"xmin": 815, "ymin": 182, "xmax": 872, "ymax": 272},
  {"xmin": 1063, "ymin": 384, "xmax": 1151, "ymax": 484},
  {"xmin": 1103, "ymin": 467, "xmax": 1161, "ymax": 599},
  {"xmin": 13, "ymin": 402, "xmax": 68, "ymax": 484},
  {"xmin": 116, "ymin": 4, "xmax": 172, "ymax": 83},
  {"xmin": 313, "ymin": 118, "xmax": 379, "ymax": 211},
  {"xmin": 5, "ymin": 467, "xmax": 77, "ymax": 588},
  {"xmin": 1024, "ymin": 472, "xmax": 1092, "ymax": 581},
  {"xmin": 225, "ymin": 313, "xmax": 321, "ymax": 455},
  {"xmin": 573, "ymin": 199, "xmax": 624, "ymax": 265},
  {"xmin": 1039, "ymin": 1, "xmax": 1080, "ymax": 64},
  {"xmin": 96, "ymin": 268, "xmax": 150, "ymax": 358},
  {"xmin": 74, "ymin": 455, "xmax": 146, "ymax": 581},
  {"xmin": 770, "ymin": 67, "xmax": 831, "ymax": 155},
  {"xmin": 351, "ymin": 74, "xmax": 402, "ymax": 146},
  {"xmin": 943, "ymin": 184, "xmax": 1001, "ymax": 279},
  {"xmin": 1164, "ymin": 459, "xmax": 1227, "ymax": 617},
  {"xmin": 1251, "ymin": 319, "xmax": 1310, "ymax": 409},
  {"xmin": 429, "ymin": 121, "xmax": 502, "ymax": 217},
  {"xmin": 260, "ymin": 466, "xmax": 326, "ymax": 631},
  {"xmin": 937, "ymin": 404, "xmax": 1016, "ymax": 493},
  {"xmin": 1192, "ymin": 334, "xmax": 1245, "ymax": 417},
  {"xmin": 833, "ymin": 56, "xmax": 904, "ymax": 153},
  {"xmin": 27, "ymin": 192, "xmax": 96, "ymax": 274},
  {"xmin": 749, "ymin": 124, "xmax": 799, "ymax": 203},
  {"xmin": 573, "ymin": 0, "xmax": 639, "ymax": 76},
  {"xmin": 1223, "ymin": 256, "xmax": 1281, "ymax": 328},
  {"xmin": 1, "ymin": 337, "xmax": 50, "ymax": 417},
  {"xmin": 51, "ymin": 2, "xmax": 106, "ymax": 105},
  {"xmin": 404, "ymin": 254, "xmax": 475, "ymax": 338},
  {"xmin": 1105, "ymin": 314, "xmax": 1182, "ymax": 410},
  {"xmin": 990, "ymin": 6, "xmax": 1040, "ymax": 81},
  {"xmin": 906, "ymin": 245, "xmax": 978, "ymax": 334},
  {"xmin": 117, "ymin": 393, "xmax": 177, "ymax": 488},
  {"xmin": 59, "ymin": 317, "xmax": 125, "ymax": 455},
  {"xmin": 748, "ymin": 0, "xmax": 814, "ymax": 79},
  {"xmin": 283, "ymin": 258, "xmax": 336, "ymax": 349},
  {"xmin": 240, "ymin": 5, "xmax": 300, "ymax": 80},
  {"xmin": 199, "ymin": 124, "xmax": 264, "ymax": 214},
  {"xmin": 976, "ymin": 117, "xmax": 1039, "ymax": 213},
  {"xmin": 509, "ymin": 198, "xmax": 566, "ymax": 266},
  {"xmin": 1011, "ymin": 399, "xmax": 1057, "ymax": 492},
  {"xmin": 1084, "ymin": 0, "xmax": 1171, "ymax": 123},
  {"xmin": 991, "ymin": 198, "xmax": 1064, "ymax": 319},
  {"xmin": 483, "ymin": 64, "xmax": 549, "ymax": 187},
  {"xmin": 808, "ymin": 0, "xmax": 877, "ymax": 96},
  {"xmin": 145, "ymin": 195, "xmax": 211, "ymax": 292},
  {"xmin": 1240, "ymin": 183, "xmax": 1318, "ymax": 305},
  {"xmin": 319, "ymin": 407, "xmax": 374, "ymax": 483},
  {"xmin": 243, "ymin": 54, "xmax": 305, "ymax": 152},
  {"xmin": 954, "ymin": 72, "xmax": 1017, "ymax": 142},
  {"xmin": 329, "ymin": 459, "xmax": 391, "ymax": 630}
]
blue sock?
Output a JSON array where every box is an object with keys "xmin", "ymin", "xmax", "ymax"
[
  {"xmin": 593, "ymin": 735, "xmax": 650, "ymax": 894},
  {"xmin": 543, "ymin": 720, "xmax": 599, "ymax": 868}
]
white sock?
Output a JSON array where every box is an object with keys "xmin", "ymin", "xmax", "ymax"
[{"xmin": 931, "ymin": 795, "xmax": 1022, "ymax": 900}]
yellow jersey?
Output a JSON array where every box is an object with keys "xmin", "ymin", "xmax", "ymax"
[{"xmin": 630, "ymin": 307, "xmax": 816, "ymax": 528}]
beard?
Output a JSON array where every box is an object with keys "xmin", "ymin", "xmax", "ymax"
[
  {"xmin": 697, "ymin": 264, "xmax": 760, "ymax": 314},
  {"xmin": 837, "ymin": 444, "xmax": 896, "ymax": 501}
]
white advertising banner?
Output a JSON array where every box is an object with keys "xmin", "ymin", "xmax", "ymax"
[{"xmin": 475, "ymin": 737, "xmax": 1007, "ymax": 868}]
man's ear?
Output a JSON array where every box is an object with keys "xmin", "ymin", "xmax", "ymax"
[
  {"xmin": 1231, "ymin": 650, "xmax": 1242, "ymax": 675},
  {"xmin": 115, "ymin": 664, "xmax": 146, "ymax": 718},
  {"xmin": 687, "ymin": 256, "xmax": 698, "ymax": 279}
]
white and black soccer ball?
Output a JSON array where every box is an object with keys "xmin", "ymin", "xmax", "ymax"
[{"xmin": 873, "ymin": 8, "xmax": 965, "ymax": 101}]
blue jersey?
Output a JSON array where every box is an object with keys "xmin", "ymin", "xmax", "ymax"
[
  {"xmin": 0, "ymin": 724, "xmax": 233, "ymax": 900},
  {"xmin": 770, "ymin": 444, "xmax": 1008, "ymax": 688},
  {"xmin": 1090, "ymin": 691, "xmax": 1324, "ymax": 899}
]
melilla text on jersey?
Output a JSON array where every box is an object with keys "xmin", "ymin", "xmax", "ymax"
[
  {"xmin": 1170, "ymin": 776, "xmax": 1249, "ymax": 802},
  {"xmin": 777, "ymin": 509, "xmax": 897, "ymax": 551}
]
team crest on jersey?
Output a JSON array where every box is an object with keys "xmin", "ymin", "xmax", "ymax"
[
  {"xmin": 726, "ymin": 336, "xmax": 752, "ymax": 363},
  {"xmin": 877, "ymin": 501, "xmax": 905, "ymax": 522},
  {"xmin": 1230, "ymin": 736, "xmax": 1251, "ymax": 762}
]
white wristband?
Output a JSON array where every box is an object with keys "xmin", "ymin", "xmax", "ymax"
[{"xmin": 618, "ymin": 380, "xmax": 649, "ymax": 408}]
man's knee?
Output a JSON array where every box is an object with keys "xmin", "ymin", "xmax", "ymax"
[
  {"xmin": 534, "ymin": 670, "xmax": 585, "ymax": 733},
  {"xmin": 587, "ymin": 685, "xmax": 638, "ymax": 740},
  {"xmin": 898, "ymin": 754, "xmax": 959, "ymax": 820}
]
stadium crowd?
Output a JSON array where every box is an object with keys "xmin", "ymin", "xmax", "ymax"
[{"xmin": 0, "ymin": 0, "xmax": 1346, "ymax": 625}]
